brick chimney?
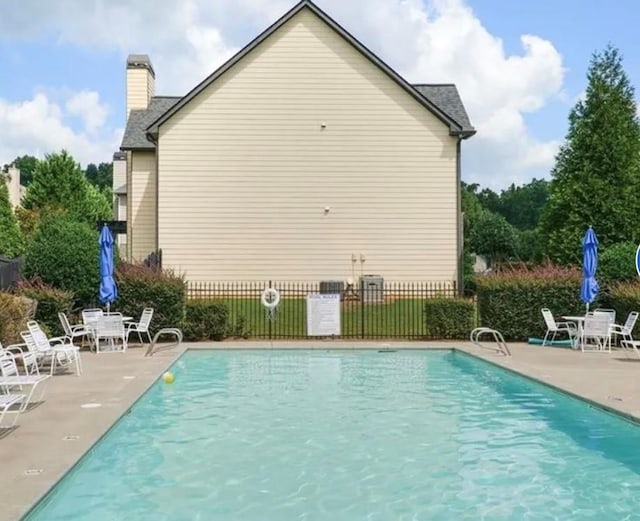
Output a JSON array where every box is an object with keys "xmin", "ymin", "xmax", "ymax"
[{"xmin": 126, "ymin": 54, "xmax": 155, "ymax": 118}]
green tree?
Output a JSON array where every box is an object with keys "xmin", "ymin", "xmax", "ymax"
[
  {"xmin": 469, "ymin": 210, "xmax": 518, "ymax": 262},
  {"xmin": 2, "ymin": 155, "xmax": 39, "ymax": 186},
  {"xmin": 461, "ymin": 182, "xmax": 485, "ymax": 246},
  {"xmin": 24, "ymin": 213, "xmax": 99, "ymax": 306},
  {"xmin": 22, "ymin": 150, "xmax": 111, "ymax": 225},
  {"xmin": 85, "ymin": 162, "xmax": 113, "ymax": 189},
  {"xmin": 498, "ymin": 179, "xmax": 549, "ymax": 230},
  {"xmin": 540, "ymin": 45, "xmax": 640, "ymax": 264},
  {"xmin": 0, "ymin": 176, "xmax": 23, "ymax": 257}
]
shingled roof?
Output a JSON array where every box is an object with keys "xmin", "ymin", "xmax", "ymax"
[
  {"xmin": 120, "ymin": 96, "xmax": 180, "ymax": 150},
  {"xmin": 412, "ymin": 84, "xmax": 474, "ymax": 134}
]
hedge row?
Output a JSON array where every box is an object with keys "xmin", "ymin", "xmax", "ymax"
[
  {"xmin": 424, "ymin": 298, "xmax": 476, "ymax": 339},
  {"xmin": 476, "ymin": 265, "xmax": 585, "ymax": 341}
]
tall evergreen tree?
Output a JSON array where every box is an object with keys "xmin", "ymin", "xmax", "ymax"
[
  {"xmin": 539, "ymin": 45, "xmax": 640, "ymax": 264},
  {"xmin": 0, "ymin": 176, "xmax": 23, "ymax": 257},
  {"xmin": 22, "ymin": 150, "xmax": 111, "ymax": 225}
]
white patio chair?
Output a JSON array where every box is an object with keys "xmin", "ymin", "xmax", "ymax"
[
  {"xmin": 581, "ymin": 314, "xmax": 611, "ymax": 352},
  {"xmin": 59, "ymin": 312, "xmax": 94, "ymax": 348},
  {"xmin": 594, "ymin": 308, "xmax": 616, "ymax": 324},
  {"xmin": 610, "ymin": 311, "xmax": 638, "ymax": 347},
  {"xmin": 94, "ymin": 314, "xmax": 127, "ymax": 354},
  {"xmin": 541, "ymin": 308, "xmax": 577, "ymax": 347},
  {"xmin": 24, "ymin": 321, "xmax": 82, "ymax": 376},
  {"xmin": 126, "ymin": 308, "xmax": 154, "ymax": 345},
  {"xmin": 1, "ymin": 339, "xmax": 41, "ymax": 376},
  {"xmin": 0, "ymin": 352, "xmax": 50, "ymax": 412},
  {"xmin": 0, "ymin": 393, "xmax": 25, "ymax": 429},
  {"xmin": 82, "ymin": 308, "xmax": 104, "ymax": 328}
]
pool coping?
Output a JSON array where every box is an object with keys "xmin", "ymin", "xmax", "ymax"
[
  {"xmin": 454, "ymin": 348, "xmax": 640, "ymax": 427},
  {"xmin": 12, "ymin": 341, "xmax": 640, "ymax": 519},
  {"xmin": 11, "ymin": 348, "xmax": 184, "ymax": 521}
]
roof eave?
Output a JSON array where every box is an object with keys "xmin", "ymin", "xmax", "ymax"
[{"xmin": 453, "ymin": 128, "xmax": 477, "ymax": 140}]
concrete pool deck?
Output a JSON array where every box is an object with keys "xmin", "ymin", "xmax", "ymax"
[{"xmin": 3, "ymin": 340, "xmax": 640, "ymax": 520}]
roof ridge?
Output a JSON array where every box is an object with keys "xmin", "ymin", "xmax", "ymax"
[{"xmin": 412, "ymin": 83, "xmax": 457, "ymax": 87}]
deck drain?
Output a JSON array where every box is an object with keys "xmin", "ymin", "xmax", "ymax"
[
  {"xmin": 24, "ymin": 469, "xmax": 43, "ymax": 476},
  {"xmin": 80, "ymin": 403, "xmax": 102, "ymax": 409},
  {"xmin": 62, "ymin": 435, "xmax": 80, "ymax": 441},
  {"xmin": 122, "ymin": 376, "xmax": 136, "ymax": 380},
  {"xmin": 608, "ymin": 396, "xmax": 623, "ymax": 402}
]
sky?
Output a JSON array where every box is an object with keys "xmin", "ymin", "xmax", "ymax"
[{"xmin": 0, "ymin": 0, "xmax": 639, "ymax": 191}]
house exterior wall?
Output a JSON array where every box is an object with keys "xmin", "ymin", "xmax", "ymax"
[
  {"xmin": 126, "ymin": 68, "xmax": 154, "ymax": 117},
  {"xmin": 156, "ymin": 9, "xmax": 459, "ymax": 283},
  {"xmin": 128, "ymin": 151, "xmax": 157, "ymax": 261}
]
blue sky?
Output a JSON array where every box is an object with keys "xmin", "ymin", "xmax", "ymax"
[{"xmin": 0, "ymin": 0, "xmax": 638, "ymax": 190}]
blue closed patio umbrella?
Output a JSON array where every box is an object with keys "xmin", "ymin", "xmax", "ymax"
[
  {"xmin": 580, "ymin": 226, "xmax": 599, "ymax": 312},
  {"xmin": 98, "ymin": 224, "xmax": 118, "ymax": 311}
]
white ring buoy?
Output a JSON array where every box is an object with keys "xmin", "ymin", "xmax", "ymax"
[{"xmin": 261, "ymin": 288, "xmax": 281, "ymax": 310}]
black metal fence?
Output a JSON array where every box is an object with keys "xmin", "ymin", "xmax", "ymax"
[
  {"xmin": 0, "ymin": 256, "xmax": 23, "ymax": 290},
  {"xmin": 186, "ymin": 280, "xmax": 458, "ymax": 340}
]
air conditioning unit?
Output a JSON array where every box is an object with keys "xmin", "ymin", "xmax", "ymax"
[
  {"xmin": 360, "ymin": 275, "xmax": 384, "ymax": 303},
  {"xmin": 319, "ymin": 280, "xmax": 345, "ymax": 299}
]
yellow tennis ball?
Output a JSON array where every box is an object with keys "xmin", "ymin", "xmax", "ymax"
[{"xmin": 162, "ymin": 371, "xmax": 175, "ymax": 384}]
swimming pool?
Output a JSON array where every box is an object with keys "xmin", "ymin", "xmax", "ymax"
[{"xmin": 25, "ymin": 350, "xmax": 640, "ymax": 520}]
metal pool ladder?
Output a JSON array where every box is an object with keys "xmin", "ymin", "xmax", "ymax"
[
  {"xmin": 145, "ymin": 328, "xmax": 183, "ymax": 357},
  {"xmin": 470, "ymin": 327, "xmax": 512, "ymax": 356}
]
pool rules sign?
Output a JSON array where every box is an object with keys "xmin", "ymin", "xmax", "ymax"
[{"xmin": 306, "ymin": 294, "xmax": 341, "ymax": 336}]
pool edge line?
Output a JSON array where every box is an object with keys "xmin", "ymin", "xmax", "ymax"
[
  {"xmin": 455, "ymin": 348, "xmax": 640, "ymax": 427},
  {"xmin": 18, "ymin": 350, "xmax": 185, "ymax": 521}
]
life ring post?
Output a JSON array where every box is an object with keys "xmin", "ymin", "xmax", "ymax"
[{"xmin": 261, "ymin": 287, "xmax": 281, "ymax": 322}]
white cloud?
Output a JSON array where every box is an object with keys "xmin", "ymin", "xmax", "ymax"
[
  {"xmin": 0, "ymin": 92, "xmax": 122, "ymax": 168},
  {"xmin": 0, "ymin": 0, "xmax": 568, "ymax": 188},
  {"xmin": 65, "ymin": 91, "xmax": 109, "ymax": 133}
]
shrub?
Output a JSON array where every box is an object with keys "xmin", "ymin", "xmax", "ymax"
[
  {"xmin": 599, "ymin": 241, "xmax": 637, "ymax": 287},
  {"xmin": 606, "ymin": 282, "xmax": 640, "ymax": 337},
  {"xmin": 424, "ymin": 298, "xmax": 476, "ymax": 339},
  {"xmin": 116, "ymin": 262, "xmax": 186, "ymax": 333},
  {"xmin": 24, "ymin": 213, "xmax": 99, "ymax": 307},
  {"xmin": 184, "ymin": 300, "xmax": 229, "ymax": 341},
  {"xmin": 0, "ymin": 292, "xmax": 31, "ymax": 344},
  {"xmin": 476, "ymin": 264, "xmax": 584, "ymax": 341},
  {"xmin": 14, "ymin": 279, "xmax": 74, "ymax": 336}
]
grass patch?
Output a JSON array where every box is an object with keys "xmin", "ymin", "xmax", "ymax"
[{"xmin": 219, "ymin": 297, "xmax": 428, "ymax": 338}]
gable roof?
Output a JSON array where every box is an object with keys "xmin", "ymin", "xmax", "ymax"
[
  {"xmin": 145, "ymin": 0, "xmax": 475, "ymax": 140},
  {"xmin": 121, "ymin": 96, "xmax": 180, "ymax": 150},
  {"xmin": 413, "ymin": 84, "xmax": 474, "ymax": 134}
]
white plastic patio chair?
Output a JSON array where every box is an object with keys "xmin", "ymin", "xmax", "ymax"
[
  {"xmin": 610, "ymin": 311, "xmax": 638, "ymax": 347},
  {"xmin": 126, "ymin": 308, "xmax": 154, "ymax": 345},
  {"xmin": 59, "ymin": 312, "xmax": 94, "ymax": 348},
  {"xmin": 82, "ymin": 308, "xmax": 104, "ymax": 328},
  {"xmin": 541, "ymin": 308, "xmax": 577, "ymax": 347},
  {"xmin": 1, "ymin": 339, "xmax": 41, "ymax": 376},
  {"xmin": 0, "ymin": 393, "xmax": 25, "ymax": 429},
  {"xmin": 94, "ymin": 314, "xmax": 127, "ymax": 354},
  {"xmin": 581, "ymin": 314, "xmax": 611, "ymax": 352},
  {"xmin": 0, "ymin": 352, "xmax": 50, "ymax": 412},
  {"xmin": 24, "ymin": 321, "xmax": 82, "ymax": 376}
]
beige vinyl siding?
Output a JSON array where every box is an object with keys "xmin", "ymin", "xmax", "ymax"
[
  {"xmin": 126, "ymin": 68, "xmax": 151, "ymax": 116},
  {"xmin": 129, "ymin": 151, "xmax": 157, "ymax": 261},
  {"xmin": 157, "ymin": 8, "xmax": 458, "ymax": 282}
]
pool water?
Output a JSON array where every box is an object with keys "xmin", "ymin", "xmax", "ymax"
[{"xmin": 26, "ymin": 350, "xmax": 640, "ymax": 520}]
